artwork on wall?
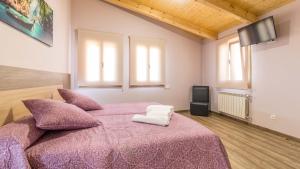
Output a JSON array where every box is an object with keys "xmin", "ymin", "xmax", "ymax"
[{"xmin": 0, "ymin": 0, "xmax": 53, "ymax": 46}]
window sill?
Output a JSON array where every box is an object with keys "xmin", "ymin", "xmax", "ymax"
[
  {"xmin": 129, "ymin": 84, "xmax": 165, "ymax": 88},
  {"xmin": 216, "ymin": 88, "xmax": 252, "ymax": 96},
  {"xmin": 78, "ymin": 85, "xmax": 122, "ymax": 89}
]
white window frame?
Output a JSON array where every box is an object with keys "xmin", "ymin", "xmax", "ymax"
[
  {"xmin": 217, "ymin": 35, "xmax": 251, "ymax": 89},
  {"xmin": 129, "ymin": 36, "xmax": 165, "ymax": 87},
  {"xmin": 77, "ymin": 29, "xmax": 123, "ymax": 88}
]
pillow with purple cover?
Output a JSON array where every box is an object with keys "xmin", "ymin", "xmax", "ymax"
[
  {"xmin": 23, "ymin": 99, "xmax": 101, "ymax": 130},
  {"xmin": 58, "ymin": 89, "xmax": 103, "ymax": 111},
  {"xmin": 0, "ymin": 138, "xmax": 31, "ymax": 169},
  {"xmin": 0, "ymin": 116, "xmax": 45, "ymax": 169}
]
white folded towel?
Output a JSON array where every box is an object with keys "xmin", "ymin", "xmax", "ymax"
[
  {"xmin": 132, "ymin": 105, "xmax": 174, "ymax": 126},
  {"xmin": 146, "ymin": 105, "xmax": 174, "ymax": 120},
  {"xmin": 132, "ymin": 114, "xmax": 170, "ymax": 126},
  {"xmin": 147, "ymin": 110, "xmax": 173, "ymax": 120}
]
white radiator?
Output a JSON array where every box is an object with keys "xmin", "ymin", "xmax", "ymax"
[{"xmin": 218, "ymin": 93, "xmax": 249, "ymax": 120}]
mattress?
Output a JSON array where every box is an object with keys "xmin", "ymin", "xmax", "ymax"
[{"xmin": 26, "ymin": 103, "xmax": 231, "ymax": 169}]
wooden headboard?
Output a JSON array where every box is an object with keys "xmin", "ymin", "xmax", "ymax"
[
  {"xmin": 0, "ymin": 65, "xmax": 71, "ymax": 126},
  {"xmin": 0, "ymin": 85, "xmax": 63, "ymax": 126}
]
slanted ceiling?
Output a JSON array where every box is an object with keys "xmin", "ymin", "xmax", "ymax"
[{"xmin": 103, "ymin": 0, "xmax": 294, "ymax": 39}]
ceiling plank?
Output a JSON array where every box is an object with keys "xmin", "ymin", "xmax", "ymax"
[
  {"xmin": 103, "ymin": 0, "xmax": 218, "ymax": 39},
  {"xmin": 195, "ymin": 0, "xmax": 257, "ymax": 23}
]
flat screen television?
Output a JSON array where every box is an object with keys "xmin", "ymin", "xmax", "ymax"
[{"xmin": 238, "ymin": 16, "xmax": 277, "ymax": 47}]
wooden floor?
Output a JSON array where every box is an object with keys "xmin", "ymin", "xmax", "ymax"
[{"xmin": 181, "ymin": 112, "xmax": 300, "ymax": 169}]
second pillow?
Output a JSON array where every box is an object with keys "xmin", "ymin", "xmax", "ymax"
[{"xmin": 58, "ymin": 89, "xmax": 103, "ymax": 111}]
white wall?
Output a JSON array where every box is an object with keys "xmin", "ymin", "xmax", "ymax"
[
  {"xmin": 202, "ymin": 1, "xmax": 300, "ymax": 138},
  {"xmin": 0, "ymin": 0, "xmax": 71, "ymax": 73},
  {"xmin": 71, "ymin": 0, "xmax": 202, "ymax": 110}
]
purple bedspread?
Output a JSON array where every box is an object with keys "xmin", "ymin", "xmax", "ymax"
[{"xmin": 26, "ymin": 102, "xmax": 231, "ymax": 169}]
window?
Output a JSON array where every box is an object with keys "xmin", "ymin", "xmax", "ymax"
[
  {"xmin": 217, "ymin": 35, "xmax": 251, "ymax": 89},
  {"xmin": 77, "ymin": 30, "xmax": 123, "ymax": 87},
  {"xmin": 130, "ymin": 36, "xmax": 165, "ymax": 87}
]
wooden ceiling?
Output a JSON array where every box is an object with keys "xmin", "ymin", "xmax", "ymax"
[{"xmin": 103, "ymin": 0, "xmax": 294, "ymax": 39}]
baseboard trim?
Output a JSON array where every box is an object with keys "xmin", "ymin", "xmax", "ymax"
[{"xmin": 210, "ymin": 111, "xmax": 300, "ymax": 142}]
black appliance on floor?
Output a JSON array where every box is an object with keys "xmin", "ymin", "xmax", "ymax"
[{"xmin": 190, "ymin": 86, "xmax": 209, "ymax": 116}]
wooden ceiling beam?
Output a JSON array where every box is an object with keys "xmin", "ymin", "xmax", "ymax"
[
  {"xmin": 195, "ymin": 0, "xmax": 257, "ymax": 23},
  {"xmin": 103, "ymin": 0, "xmax": 218, "ymax": 39}
]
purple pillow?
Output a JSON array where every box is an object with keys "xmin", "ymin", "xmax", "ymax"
[
  {"xmin": 23, "ymin": 99, "xmax": 101, "ymax": 130},
  {"xmin": 0, "ymin": 116, "xmax": 44, "ymax": 169},
  {"xmin": 0, "ymin": 116, "xmax": 45, "ymax": 149},
  {"xmin": 58, "ymin": 89, "xmax": 103, "ymax": 111},
  {"xmin": 0, "ymin": 138, "xmax": 31, "ymax": 169}
]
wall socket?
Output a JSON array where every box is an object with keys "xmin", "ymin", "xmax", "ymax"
[{"xmin": 270, "ymin": 114, "xmax": 277, "ymax": 120}]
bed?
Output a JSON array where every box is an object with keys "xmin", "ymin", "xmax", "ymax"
[{"xmin": 0, "ymin": 86, "xmax": 231, "ymax": 169}]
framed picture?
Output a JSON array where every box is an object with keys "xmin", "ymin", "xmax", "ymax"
[{"xmin": 0, "ymin": 0, "xmax": 53, "ymax": 46}]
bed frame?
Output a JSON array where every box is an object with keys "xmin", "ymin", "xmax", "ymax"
[
  {"xmin": 0, "ymin": 65, "xmax": 70, "ymax": 126},
  {"xmin": 0, "ymin": 85, "xmax": 64, "ymax": 126}
]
